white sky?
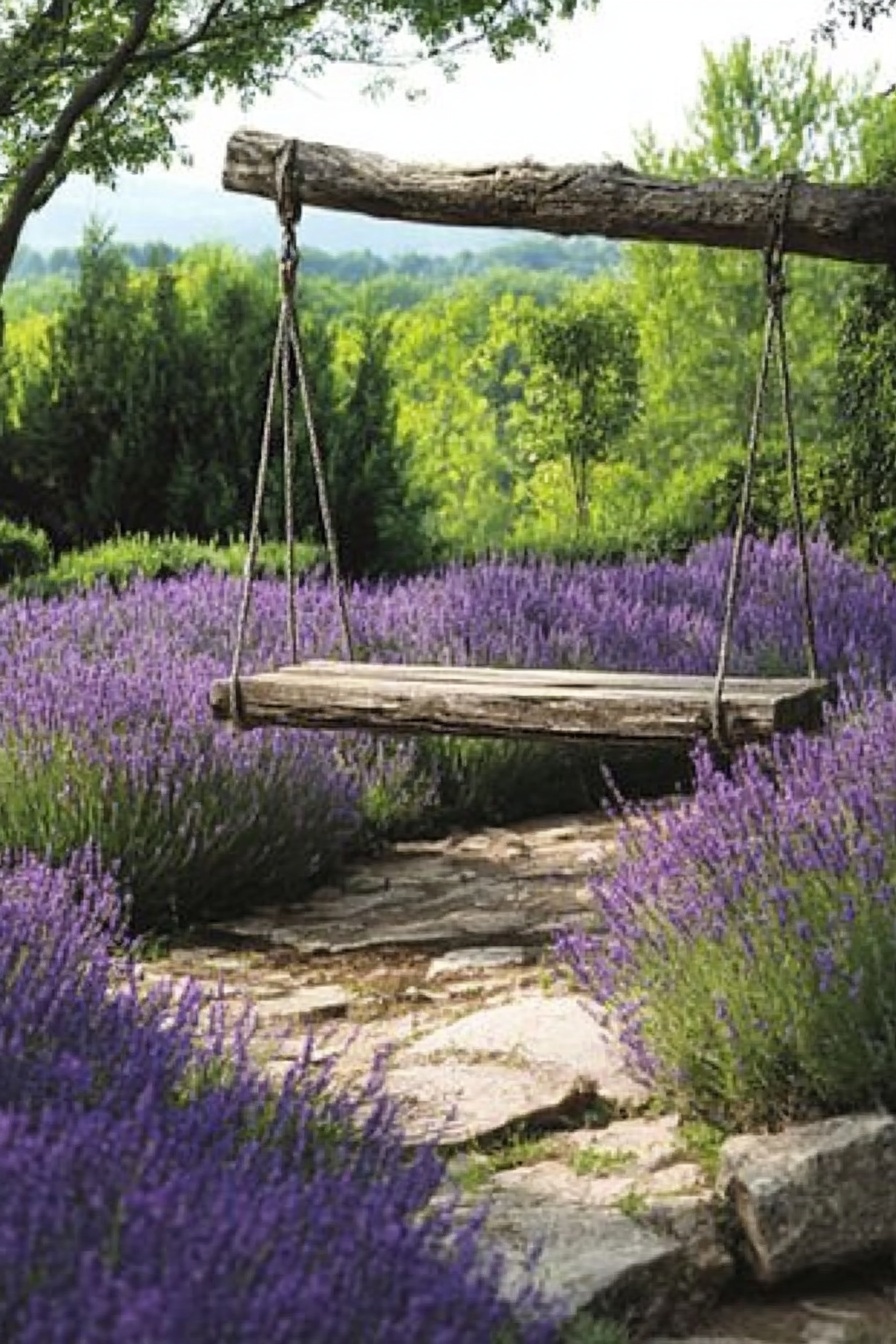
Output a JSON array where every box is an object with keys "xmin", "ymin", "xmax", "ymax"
[{"xmin": 166, "ymin": 0, "xmax": 893, "ymax": 186}]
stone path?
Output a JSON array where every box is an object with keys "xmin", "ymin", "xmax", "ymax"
[
  {"xmin": 147, "ymin": 812, "xmax": 896, "ymax": 1344},
  {"xmin": 206, "ymin": 813, "xmax": 616, "ymax": 955}
]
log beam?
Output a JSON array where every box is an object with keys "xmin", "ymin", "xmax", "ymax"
[{"xmin": 223, "ymin": 128, "xmax": 896, "ymax": 266}]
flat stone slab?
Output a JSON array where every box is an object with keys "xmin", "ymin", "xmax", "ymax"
[
  {"xmin": 491, "ymin": 1157, "xmax": 730, "ymax": 1321},
  {"xmin": 386, "ymin": 1062, "xmax": 589, "ymax": 1146},
  {"xmin": 426, "ymin": 946, "xmax": 531, "ymax": 977},
  {"xmin": 248, "ymin": 984, "xmax": 353, "ymax": 1024},
  {"xmin": 206, "ymin": 813, "xmax": 617, "ymax": 954},
  {"xmin": 399, "ymin": 993, "xmax": 650, "ymax": 1110}
]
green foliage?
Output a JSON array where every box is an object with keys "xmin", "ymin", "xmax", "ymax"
[
  {"xmin": 451, "ymin": 1132, "xmax": 563, "ymax": 1196},
  {"xmin": 676, "ymin": 1121, "xmax": 726, "ymax": 1182},
  {"xmin": 0, "ymin": 728, "xmax": 351, "ymax": 930},
  {"xmin": 299, "ymin": 237, "xmax": 620, "ymax": 288},
  {"xmin": 818, "ymin": 0, "xmax": 895, "ymax": 40},
  {"xmin": 824, "ymin": 99, "xmax": 896, "ymax": 563},
  {"xmin": 825, "ymin": 267, "xmax": 896, "ymax": 562},
  {"xmin": 6, "ymin": 533, "xmax": 318, "ymax": 598},
  {"xmin": 0, "ymin": 0, "xmax": 595, "ymax": 312},
  {"xmin": 625, "ymin": 863, "xmax": 896, "ymax": 1130},
  {"xmin": 413, "ymin": 737, "xmax": 595, "ymax": 830},
  {"xmin": 390, "ymin": 283, "xmax": 550, "ymax": 553},
  {"xmin": 566, "ymin": 1147, "xmax": 635, "ymax": 1179},
  {"xmin": 3, "ymin": 223, "xmax": 199, "ymax": 547},
  {"xmin": 557, "ymin": 1320, "xmax": 630, "ymax": 1344},
  {"xmin": 3, "ymin": 273, "xmax": 75, "ymax": 321},
  {"xmin": 518, "ymin": 288, "xmax": 641, "ymax": 533},
  {"xmin": 622, "ymin": 39, "xmax": 874, "ymax": 550},
  {"xmin": 1, "ymin": 40, "xmax": 888, "ymax": 569},
  {"xmin": 0, "ymin": 517, "xmax": 50, "ymax": 582},
  {"xmin": 0, "ymin": 230, "xmax": 345, "ymax": 552},
  {"xmin": 321, "ymin": 310, "xmax": 431, "ymax": 579}
]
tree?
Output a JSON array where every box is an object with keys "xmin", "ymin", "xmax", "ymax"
[
  {"xmin": 827, "ymin": 269, "xmax": 896, "ymax": 561},
  {"xmin": 322, "ymin": 310, "xmax": 430, "ymax": 579},
  {"xmin": 7, "ymin": 221, "xmax": 149, "ymax": 546},
  {"xmin": 622, "ymin": 40, "xmax": 878, "ymax": 542},
  {"xmin": 822, "ymin": 96, "xmax": 896, "ymax": 562},
  {"xmin": 0, "ymin": 230, "xmax": 344, "ymax": 546},
  {"xmin": 389, "ymin": 282, "xmax": 548, "ymax": 554},
  {"xmin": 819, "ymin": 0, "xmax": 895, "ymax": 38},
  {"xmin": 519, "ymin": 289, "xmax": 641, "ymax": 534},
  {"xmin": 0, "ymin": 0, "xmax": 593, "ymax": 348}
]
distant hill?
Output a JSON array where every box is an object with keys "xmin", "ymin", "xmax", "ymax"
[{"xmin": 21, "ymin": 171, "xmax": 578, "ymax": 258}]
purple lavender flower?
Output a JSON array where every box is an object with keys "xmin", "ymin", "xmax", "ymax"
[
  {"xmin": 556, "ymin": 684, "xmax": 896, "ymax": 1126},
  {"xmin": 0, "ymin": 850, "xmax": 559, "ymax": 1344},
  {"xmin": 3, "ymin": 532, "xmax": 896, "ymax": 929}
]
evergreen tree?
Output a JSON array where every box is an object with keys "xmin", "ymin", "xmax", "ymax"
[
  {"xmin": 321, "ymin": 313, "xmax": 430, "ymax": 579},
  {"xmin": 10, "ymin": 223, "xmax": 142, "ymax": 545}
]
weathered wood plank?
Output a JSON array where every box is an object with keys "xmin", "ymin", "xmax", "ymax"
[
  {"xmin": 223, "ymin": 129, "xmax": 896, "ymax": 266},
  {"xmin": 209, "ymin": 663, "xmax": 828, "ymax": 743},
  {"xmin": 296, "ymin": 661, "xmax": 822, "ymax": 696}
]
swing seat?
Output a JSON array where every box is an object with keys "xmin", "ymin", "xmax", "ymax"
[
  {"xmin": 214, "ymin": 171, "xmax": 827, "ymax": 752},
  {"xmin": 209, "ymin": 660, "xmax": 829, "ymax": 744}
]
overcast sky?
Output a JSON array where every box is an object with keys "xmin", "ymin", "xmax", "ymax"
[{"xmin": 168, "ymin": 0, "xmax": 892, "ymax": 183}]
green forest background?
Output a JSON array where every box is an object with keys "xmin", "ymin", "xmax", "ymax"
[{"xmin": 4, "ymin": 40, "xmax": 896, "ymax": 585}]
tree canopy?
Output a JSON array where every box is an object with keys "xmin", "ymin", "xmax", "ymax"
[
  {"xmin": 0, "ymin": 0, "xmax": 594, "ymax": 330},
  {"xmin": 819, "ymin": 0, "xmax": 895, "ymax": 38}
]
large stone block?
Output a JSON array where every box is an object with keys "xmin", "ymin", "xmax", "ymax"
[{"xmin": 717, "ymin": 1113, "xmax": 896, "ymax": 1284}]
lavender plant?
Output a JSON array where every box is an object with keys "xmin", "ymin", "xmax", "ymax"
[
  {"xmin": 0, "ymin": 848, "xmax": 559, "ymax": 1344},
  {"xmin": 0, "ymin": 574, "xmax": 366, "ymax": 928},
  {"xmin": 556, "ymin": 685, "xmax": 896, "ymax": 1129},
  {"xmin": 3, "ymin": 534, "xmax": 896, "ymax": 929}
]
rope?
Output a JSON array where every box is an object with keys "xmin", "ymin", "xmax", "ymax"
[
  {"xmin": 711, "ymin": 171, "xmax": 819, "ymax": 743},
  {"xmin": 289, "ymin": 318, "xmax": 355, "ymax": 661},
  {"xmin": 281, "ymin": 298, "xmax": 298, "ymax": 665},
  {"xmin": 775, "ymin": 280, "xmax": 819, "ymax": 682},
  {"xmin": 277, "ymin": 140, "xmax": 300, "ymax": 668},
  {"xmin": 228, "ymin": 286, "xmax": 288, "ymax": 726},
  {"xmin": 228, "ymin": 138, "xmax": 354, "ymax": 727}
]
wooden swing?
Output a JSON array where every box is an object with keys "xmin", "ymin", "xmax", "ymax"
[{"xmin": 209, "ymin": 140, "xmax": 829, "ymax": 746}]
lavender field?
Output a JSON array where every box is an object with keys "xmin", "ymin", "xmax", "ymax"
[
  {"xmin": 3, "ymin": 534, "xmax": 896, "ymax": 929},
  {"xmin": 0, "ymin": 848, "xmax": 560, "ymax": 1344},
  {"xmin": 4, "ymin": 533, "xmax": 896, "ymax": 1336}
]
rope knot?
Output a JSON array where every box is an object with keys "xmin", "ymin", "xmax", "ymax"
[
  {"xmin": 274, "ymin": 139, "xmax": 302, "ymax": 300},
  {"xmin": 279, "ymin": 222, "xmax": 299, "ymax": 298},
  {"xmin": 274, "ymin": 137, "xmax": 301, "ymax": 227}
]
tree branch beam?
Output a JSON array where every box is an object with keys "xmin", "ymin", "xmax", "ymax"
[{"xmin": 223, "ymin": 129, "xmax": 896, "ymax": 266}]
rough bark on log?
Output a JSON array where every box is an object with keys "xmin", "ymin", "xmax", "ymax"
[{"xmin": 223, "ymin": 129, "xmax": 896, "ymax": 266}]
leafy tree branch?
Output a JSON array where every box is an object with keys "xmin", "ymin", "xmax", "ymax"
[{"xmin": 0, "ymin": 0, "xmax": 594, "ymax": 345}]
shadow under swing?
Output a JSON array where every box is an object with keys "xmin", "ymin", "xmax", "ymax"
[{"xmin": 209, "ymin": 137, "xmax": 833, "ymax": 749}]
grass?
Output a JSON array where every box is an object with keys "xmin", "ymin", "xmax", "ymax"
[
  {"xmin": 612, "ymin": 1189, "xmax": 649, "ymax": 1218},
  {"xmin": 450, "ymin": 1121, "xmax": 643, "ymax": 1197},
  {"xmin": 451, "ymin": 1131, "xmax": 565, "ymax": 1196},
  {"xmin": 675, "ymin": 1119, "xmax": 727, "ymax": 1182},
  {"xmin": 566, "ymin": 1146, "xmax": 636, "ymax": 1178}
]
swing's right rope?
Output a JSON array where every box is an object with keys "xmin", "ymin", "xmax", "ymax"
[{"xmin": 711, "ymin": 172, "xmax": 819, "ymax": 743}]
